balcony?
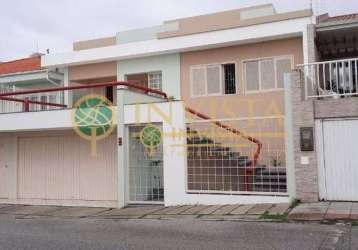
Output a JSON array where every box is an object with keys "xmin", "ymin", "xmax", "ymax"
[{"xmin": 298, "ymin": 58, "xmax": 358, "ymax": 99}]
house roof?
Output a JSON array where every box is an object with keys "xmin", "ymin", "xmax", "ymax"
[
  {"xmin": 318, "ymin": 13, "xmax": 358, "ymax": 24},
  {"xmin": 0, "ymin": 56, "xmax": 42, "ymax": 75}
]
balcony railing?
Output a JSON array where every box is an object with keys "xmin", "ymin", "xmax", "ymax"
[
  {"xmin": 0, "ymin": 86, "xmax": 65, "ymax": 113},
  {"xmin": 0, "ymin": 81, "xmax": 168, "ymax": 114},
  {"xmin": 298, "ymin": 58, "xmax": 358, "ymax": 99}
]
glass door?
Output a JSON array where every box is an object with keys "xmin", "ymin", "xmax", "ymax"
[{"xmin": 127, "ymin": 124, "xmax": 164, "ymax": 204}]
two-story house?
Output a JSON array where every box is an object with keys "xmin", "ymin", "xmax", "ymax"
[{"xmin": 0, "ymin": 4, "xmax": 318, "ymax": 208}]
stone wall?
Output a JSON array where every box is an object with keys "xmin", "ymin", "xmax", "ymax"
[{"xmin": 291, "ymin": 70, "xmax": 319, "ymax": 202}]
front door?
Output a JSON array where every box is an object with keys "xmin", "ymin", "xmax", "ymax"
[
  {"xmin": 0, "ymin": 144, "xmax": 7, "ymax": 199},
  {"xmin": 127, "ymin": 124, "xmax": 164, "ymax": 204}
]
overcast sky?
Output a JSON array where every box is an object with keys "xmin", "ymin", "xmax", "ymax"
[{"xmin": 1, "ymin": 0, "xmax": 357, "ymax": 61}]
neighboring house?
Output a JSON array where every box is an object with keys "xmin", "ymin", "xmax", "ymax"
[
  {"xmin": 292, "ymin": 13, "xmax": 358, "ymax": 202},
  {"xmin": 0, "ymin": 54, "xmax": 64, "ymax": 113},
  {"xmin": 0, "ymin": 3, "xmax": 326, "ymax": 208}
]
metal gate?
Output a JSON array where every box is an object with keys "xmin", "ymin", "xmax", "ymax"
[
  {"xmin": 127, "ymin": 124, "xmax": 164, "ymax": 204},
  {"xmin": 318, "ymin": 119, "xmax": 358, "ymax": 201}
]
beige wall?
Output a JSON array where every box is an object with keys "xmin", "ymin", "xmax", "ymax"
[
  {"xmin": 68, "ymin": 62, "xmax": 117, "ymax": 105},
  {"xmin": 69, "ymin": 62, "xmax": 117, "ymax": 82},
  {"xmin": 73, "ymin": 37, "xmax": 116, "ymax": 51},
  {"xmin": 181, "ymin": 38, "xmax": 303, "ymax": 171},
  {"xmin": 181, "ymin": 37, "xmax": 303, "ymax": 119},
  {"xmin": 159, "ymin": 9, "xmax": 311, "ymax": 39}
]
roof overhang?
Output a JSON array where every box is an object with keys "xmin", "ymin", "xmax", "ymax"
[
  {"xmin": 316, "ymin": 20, "xmax": 358, "ymax": 32},
  {"xmin": 42, "ymin": 16, "xmax": 312, "ymax": 68},
  {"xmin": 0, "ymin": 70, "xmax": 63, "ymax": 86},
  {"xmin": 316, "ymin": 21, "xmax": 358, "ymax": 59}
]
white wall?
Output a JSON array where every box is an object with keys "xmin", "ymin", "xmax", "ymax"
[
  {"xmin": 123, "ymin": 101, "xmax": 289, "ymax": 206},
  {"xmin": 117, "ymin": 54, "xmax": 181, "ymax": 99},
  {"xmin": 42, "ymin": 17, "xmax": 312, "ymax": 67},
  {"xmin": 0, "ymin": 107, "xmax": 117, "ymax": 132}
]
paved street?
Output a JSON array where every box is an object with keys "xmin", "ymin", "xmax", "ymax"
[{"xmin": 0, "ymin": 215, "xmax": 354, "ymax": 250}]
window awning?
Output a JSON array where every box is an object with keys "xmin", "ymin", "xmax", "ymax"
[{"xmin": 0, "ymin": 69, "xmax": 63, "ymax": 87}]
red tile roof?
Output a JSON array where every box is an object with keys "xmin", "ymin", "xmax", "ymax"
[{"xmin": 0, "ymin": 56, "xmax": 42, "ymax": 75}]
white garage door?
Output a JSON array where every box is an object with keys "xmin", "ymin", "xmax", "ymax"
[
  {"xmin": 17, "ymin": 133, "xmax": 117, "ymax": 206},
  {"xmin": 319, "ymin": 119, "xmax": 358, "ymax": 201},
  {"xmin": 0, "ymin": 144, "xmax": 7, "ymax": 199}
]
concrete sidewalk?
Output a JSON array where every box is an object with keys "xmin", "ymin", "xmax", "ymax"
[
  {"xmin": 2, "ymin": 202, "xmax": 358, "ymax": 222},
  {"xmin": 288, "ymin": 202, "xmax": 358, "ymax": 221},
  {"xmin": 0, "ymin": 203, "xmax": 291, "ymax": 221}
]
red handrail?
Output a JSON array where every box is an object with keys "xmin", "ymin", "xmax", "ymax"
[
  {"xmin": 0, "ymin": 81, "xmax": 168, "ymax": 99},
  {"xmin": 185, "ymin": 107, "xmax": 262, "ymax": 167}
]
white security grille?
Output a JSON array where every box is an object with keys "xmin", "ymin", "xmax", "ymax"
[
  {"xmin": 186, "ymin": 117, "xmax": 287, "ymax": 195},
  {"xmin": 128, "ymin": 125, "xmax": 164, "ymax": 203}
]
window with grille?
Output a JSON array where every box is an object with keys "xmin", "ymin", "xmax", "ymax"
[
  {"xmin": 148, "ymin": 72, "xmax": 162, "ymax": 91},
  {"xmin": 223, "ymin": 64, "xmax": 236, "ymax": 94},
  {"xmin": 190, "ymin": 63, "xmax": 236, "ymax": 97},
  {"xmin": 126, "ymin": 71, "xmax": 163, "ymax": 91},
  {"xmin": 244, "ymin": 56, "xmax": 292, "ymax": 92}
]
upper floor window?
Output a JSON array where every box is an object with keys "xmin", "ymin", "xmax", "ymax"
[
  {"xmin": 125, "ymin": 71, "xmax": 163, "ymax": 91},
  {"xmin": 244, "ymin": 56, "xmax": 292, "ymax": 93},
  {"xmin": 148, "ymin": 71, "xmax": 162, "ymax": 91},
  {"xmin": 190, "ymin": 63, "xmax": 236, "ymax": 97}
]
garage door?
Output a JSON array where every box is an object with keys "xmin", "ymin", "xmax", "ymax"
[
  {"xmin": 319, "ymin": 119, "xmax": 358, "ymax": 201},
  {"xmin": 0, "ymin": 144, "xmax": 7, "ymax": 198},
  {"xmin": 17, "ymin": 133, "xmax": 117, "ymax": 204}
]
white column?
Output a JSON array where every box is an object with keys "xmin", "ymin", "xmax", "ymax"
[
  {"xmin": 117, "ymin": 87, "xmax": 126, "ymax": 208},
  {"xmin": 63, "ymin": 67, "xmax": 72, "ymax": 107},
  {"xmin": 303, "ymin": 26, "xmax": 309, "ymax": 65}
]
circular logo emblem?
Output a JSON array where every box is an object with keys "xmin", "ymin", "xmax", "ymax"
[
  {"xmin": 72, "ymin": 94, "xmax": 115, "ymax": 156},
  {"xmin": 140, "ymin": 124, "xmax": 162, "ymax": 150}
]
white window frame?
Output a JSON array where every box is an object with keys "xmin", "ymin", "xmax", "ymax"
[
  {"xmin": 190, "ymin": 61, "xmax": 237, "ymax": 98},
  {"xmin": 243, "ymin": 55, "xmax": 294, "ymax": 94},
  {"xmin": 148, "ymin": 71, "xmax": 163, "ymax": 91},
  {"xmin": 206, "ymin": 64, "xmax": 222, "ymax": 96},
  {"xmin": 190, "ymin": 65, "xmax": 207, "ymax": 98}
]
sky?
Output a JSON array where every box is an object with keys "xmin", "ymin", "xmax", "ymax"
[{"xmin": 1, "ymin": 0, "xmax": 358, "ymax": 61}]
